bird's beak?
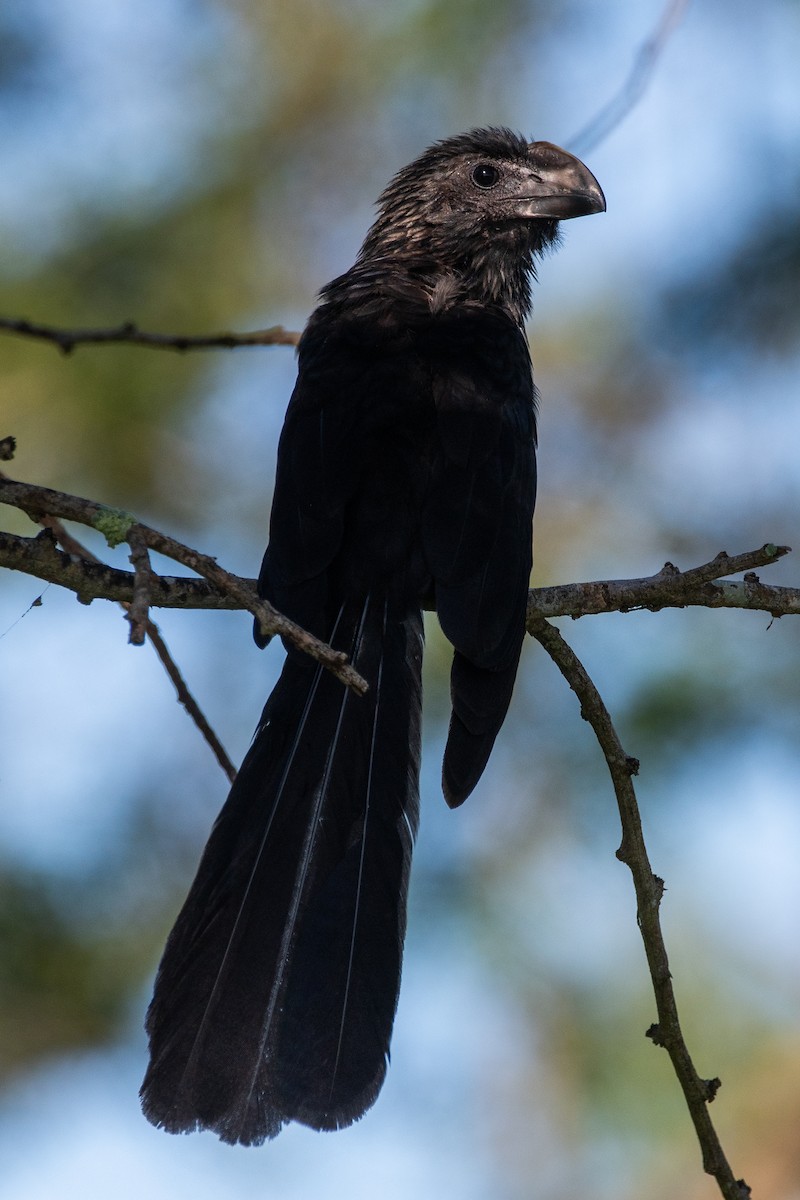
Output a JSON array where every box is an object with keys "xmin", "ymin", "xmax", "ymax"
[{"xmin": 517, "ymin": 142, "xmax": 606, "ymax": 220}]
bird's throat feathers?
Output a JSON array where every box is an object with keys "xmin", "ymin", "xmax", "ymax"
[{"xmin": 355, "ymin": 205, "xmax": 557, "ymax": 326}]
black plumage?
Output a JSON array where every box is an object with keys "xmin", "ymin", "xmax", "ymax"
[{"xmin": 141, "ymin": 128, "xmax": 604, "ymax": 1144}]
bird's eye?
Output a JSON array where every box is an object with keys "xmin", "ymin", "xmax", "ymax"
[{"xmin": 471, "ymin": 163, "xmax": 500, "ymax": 189}]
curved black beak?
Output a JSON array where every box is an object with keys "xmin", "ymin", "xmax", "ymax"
[{"xmin": 518, "ymin": 141, "xmax": 606, "ymax": 220}]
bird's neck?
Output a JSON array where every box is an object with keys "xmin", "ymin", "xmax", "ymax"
[
  {"xmin": 331, "ymin": 247, "xmax": 534, "ymax": 327},
  {"xmin": 449, "ymin": 241, "xmax": 534, "ymax": 324}
]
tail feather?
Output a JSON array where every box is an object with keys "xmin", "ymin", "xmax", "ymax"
[
  {"xmin": 442, "ymin": 638, "xmax": 523, "ymax": 809},
  {"xmin": 141, "ymin": 596, "xmax": 423, "ymax": 1144}
]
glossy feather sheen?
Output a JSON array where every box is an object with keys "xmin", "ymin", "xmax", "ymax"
[{"xmin": 142, "ymin": 127, "xmax": 602, "ymax": 1142}]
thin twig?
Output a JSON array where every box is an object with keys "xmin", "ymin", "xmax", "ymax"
[
  {"xmin": 127, "ymin": 529, "xmax": 153, "ymax": 646},
  {"xmin": 0, "ymin": 317, "xmax": 301, "ymax": 354},
  {"xmin": 146, "ymin": 622, "xmax": 237, "ymax": 784},
  {"xmin": 529, "ymin": 615, "xmax": 751, "ymax": 1200},
  {"xmin": 568, "ymin": 0, "xmax": 692, "ymax": 155}
]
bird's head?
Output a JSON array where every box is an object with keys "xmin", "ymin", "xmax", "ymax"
[{"xmin": 358, "ymin": 127, "xmax": 605, "ymax": 319}]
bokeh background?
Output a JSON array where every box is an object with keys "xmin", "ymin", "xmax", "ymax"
[{"xmin": 1, "ymin": 2, "xmax": 799, "ymax": 1197}]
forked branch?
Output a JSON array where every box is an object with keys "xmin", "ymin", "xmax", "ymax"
[{"xmin": 0, "ymin": 474, "xmax": 367, "ymax": 696}]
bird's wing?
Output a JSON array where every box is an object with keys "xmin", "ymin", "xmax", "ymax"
[
  {"xmin": 256, "ymin": 317, "xmax": 369, "ymax": 641},
  {"xmin": 419, "ymin": 306, "xmax": 537, "ymax": 806},
  {"xmin": 259, "ymin": 297, "xmax": 435, "ymax": 638},
  {"xmin": 421, "ymin": 307, "xmax": 537, "ymax": 670}
]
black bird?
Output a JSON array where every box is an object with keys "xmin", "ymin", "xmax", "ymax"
[{"xmin": 141, "ymin": 128, "xmax": 604, "ymax": 1144}]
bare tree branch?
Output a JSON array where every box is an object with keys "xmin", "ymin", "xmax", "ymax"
[
  {"xmin": 0, "ymin": 474, "xmax": 367, "ymax": 695},
  {"xmin": 529, "ymin": 545, "xmax": 795, "ymax": 620},
  {"xmin": 529, "ymin": 614, "xmax": 751, "ymax": 1200},
  {"xmin": 568, "ymin": 0, "xmax": 692, "ymax": 156},
  {"xmin": 0, "ymin": 316, "xmax": 301, "ymax": 354},
  {"xmin": 2, "ymin": 521, "xmax": 794, "ymax": 621},
  {"xmin": 0, "ymin": 528, "xmax": 233, "ymax": 607}
]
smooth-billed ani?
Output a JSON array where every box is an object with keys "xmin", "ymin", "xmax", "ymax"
[{"xmin": 141, "ymin": 127, "xmax": 604, "ymax": 1145}]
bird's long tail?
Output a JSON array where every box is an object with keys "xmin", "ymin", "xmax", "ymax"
[{"xmin": 140, "ymin": 594, "xmax": 423, "ymax": 1145}]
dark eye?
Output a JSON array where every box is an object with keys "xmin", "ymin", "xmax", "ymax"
[{"xmin": 471, "ymin": 163, "xmax": 500, "ymax": 189}]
